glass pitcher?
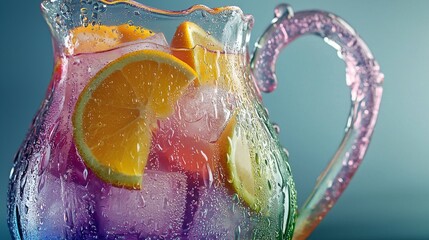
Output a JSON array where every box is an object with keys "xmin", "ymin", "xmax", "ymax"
[{"xmin": 8, "ymin": 1, "xmax": 383, "ymax": 239}]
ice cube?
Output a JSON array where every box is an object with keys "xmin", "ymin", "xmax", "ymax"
[
  {"xmin": 175, "ymin": 85, "xmax": 236, "ymax": 143},
  {"xmin": 149, "ymin": 126, "xmax": 220, "ymax": 174},
  {"xmin": 69, "ymin": 32, "xmax": 170, "ymax": 92},
  {"xmin": 123, "ymin": 32, "xmax": 169, "ymax": 50},
  {"xmin": 149, "ymin": 85, "xmax": 235, "ymax": 174},
  {"xmin": 23, "ymin": 173, "xmax": 97, "ymax": 239},
  {"xmin": 96, "ymin": 170, "xmax": 188, "ymax": 239},
  {"xmin": 187, "ymin": 186, "xmax": 249, "ymax": 239}
]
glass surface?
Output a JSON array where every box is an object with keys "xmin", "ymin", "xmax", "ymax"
[{"xmin": 8, "ymin": 1, "xmax": 294, "ymax": 239}]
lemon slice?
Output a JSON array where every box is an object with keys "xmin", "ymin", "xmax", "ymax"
[
  {"xmin": 218, "ymin": 117, "xmax": 268, "ymax": 212},
  {"xmin": 73, "ymin": 50, "xmax": 197, "ymax": 189},
  {"xmin": 70, "ymin": 24, "xmax": 155, "ymax": 55},
  {"xmin": 171, "ymin": 21, "xmax": 241, "ymax": 88}
]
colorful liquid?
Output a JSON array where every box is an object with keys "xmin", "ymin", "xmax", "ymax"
[{"xmin": 8, "ymin": 32, "xmax": 296, "ymax": 239}]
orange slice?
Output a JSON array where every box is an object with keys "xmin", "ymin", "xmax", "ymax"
[
  {"xmin": 117, "ymin": 24, "xmax": 155, "ymax": 43},
  {"xmin": 70, "ymin": 24, "xmax": 155, "ymax": 55},
  {"xmin": 73, "ymin": 50, "xmax": 197, "ymax": 189},
  {"xmin": 171, "ymin": 21, "xmax": 241, "ymax": 88}
]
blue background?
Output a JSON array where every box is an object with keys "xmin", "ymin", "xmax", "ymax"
[{"xmin": 1, "ymin": 0, "xmax": 428, "ymax": 239}]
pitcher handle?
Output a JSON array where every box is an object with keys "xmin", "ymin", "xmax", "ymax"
[{"xmin": 251, "ymin": 4, "xmax": 383, "ymax": 239}]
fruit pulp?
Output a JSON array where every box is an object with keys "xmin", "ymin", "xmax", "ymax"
[{"xmin": 8, "ymin": 25, "xmax": 294, "ymax": 239}]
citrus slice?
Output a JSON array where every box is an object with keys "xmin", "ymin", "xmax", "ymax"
[
  {"xmin": 70, "ymin": 24, "xmax": 155, "ymax": 55},
  {"xmin": 73, "ymin": 49, "xmax": 197, "ymax": 189},
  {"xmin": 218, "ymin": 117, "xmax": 267, "ymax": 212},
  {"xmin": 171, "ymin": 21, "xmax": 241, "ymax": 88},
  {"xmin": 117, "ymin": 24, "xmax": 155, "ymax": 43}
]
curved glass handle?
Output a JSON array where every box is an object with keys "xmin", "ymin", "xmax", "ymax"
[{"xmin": 251, "ymin": 4, "xmax": 384, "ymax": 239}]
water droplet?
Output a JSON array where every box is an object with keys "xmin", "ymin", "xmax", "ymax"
[
  {"xmin": 82, "ymin": 16, "xmax": 89, "ymax": 27},
  {"xmin": 203, "ymin": 162, "xmax": 213, "ymax": 188},
  {"xmin": 9, "ymin": 167, "xmax": 14, "ymax": 180},
  {"xmin": 98, "ymin": 4, "xmax": 107, "ymax": 12},
  {"xmin": 20, "ymin": 176, "xmax": 27, "ymax": 190},
  {"xmin": 264, "ymin": 107, "xmax": 269, "ymax": 116},
  {"xmin": 252, "ymin": 229, "xmax": 259, "ymax": 239},
  {"xmin": 140, "ymin": 194, "xmax": 146, "ymax": 207},
  {"xmin": 37, "ymin": 174, "xmax": 46, "ymax": 193},
  {"xmin": 55, "ymin": 14, "xmax": 63, "ymax": 26},
  {"xmin": 60, "ymin": 3, "xmax": 70, "ymax": 15},
  {"xmin": 274, "ymin": 3, "xmax": 294, "ymax": 19},
  {"xmin": 83, "ymin": 168, "xmax": 88, "ymax": 180},
  {"xmin": 72, "ymin": 59, "xmax": 81, "ymax": 66},
  {"xmin": 127, "ymin": 20, "xmax": 134, "ymax": 26},
  {"xmin": 80, "ymin": 7, "xmax": 88, "ymax": 14},
  {"xmin": 272, "ymin": 123, "xmax": 280, "ymax": 134},
  {"xmin": 92, "ymin": 2, "xmax": 99, "ymax": 11},
  {"xmin": 283, "ymin": 147, "xmax": 289, "ymax": 158},
  {"xmin": 163, "ymin": 197, "xmax": 168, "ymax": 209},
  {"xmin": 39, "ymin": 147, "xmax": 51, "ymax": 175},
  {"xmin": 235, "ymin": 225, "xmax": 241, "ymax": 238},
  {"xmin": 63, "ymin": 211, "xmax": 68, "ymax": 223},
  {"xmin": 232, "ymin": 193, "xmax": 240, "ymax": 204}
]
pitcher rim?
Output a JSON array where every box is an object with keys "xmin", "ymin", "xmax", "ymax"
[
  {"xmin": 41, "ymin": 0, "xmax": 254, "ymax": 23},
  {"xmin": 104, "ymin": 1, "xmax": 252, "ymax": 21}
]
